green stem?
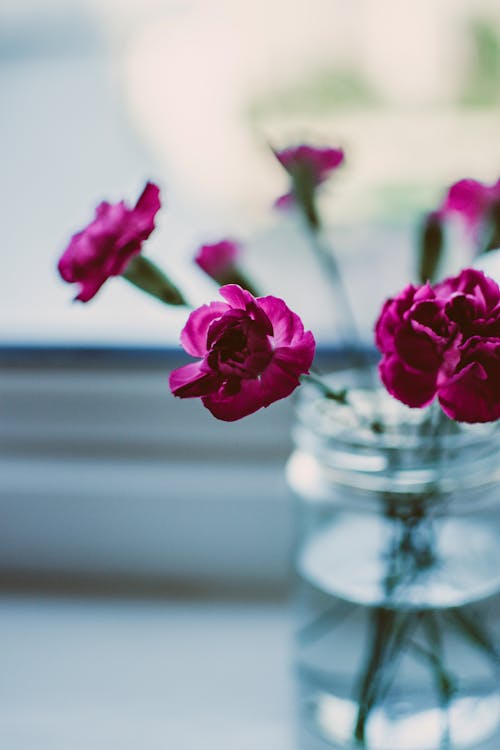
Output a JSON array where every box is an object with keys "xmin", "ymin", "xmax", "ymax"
[
  {"xmin": 354, "ymin": 607, "xmax": 410, "ymax": 747},
  {"xmin": 353, "ymin": 493, "xmax": 441, "ymax": 746},
  {"xmin": 375, "ymin": 613, "xmax": 421, "ymax": 704},
  {"xmin": 292, "ymin": 179, "xmax": 363, "ymax": 352},
  {"xmin": 302, "ymin": 372, "xmax": 385, "ymax": 436},
  {"xmin": 301, "ymin": 371, "xmax": 348, "ymax": 405},
  {"xmin": 409, "ymin": 639, "xmax": 455, "ymax": 699},
  {"xmin": 421, "ymin": 612, "xmax": 456, "ymax": 748},
  {"xmin": 299, "ymin": 207, "xmax": 379, "ymax": 395},
  {"xmin": 298, "ymin": 601, "xmax": 355, "ymax": 646},
  {"xmin": 446, "ymin": 607, "xmax": 500, "ymax": 672},
  {"xmin": 353, "ymin": 608, "xmax": 387, "ymax": 745},
  {"xmin": 305, "ymin": 224, "xmax": 364, "ymax": 356}
]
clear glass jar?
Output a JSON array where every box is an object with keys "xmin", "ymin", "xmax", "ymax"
[{"xmin": 287, "ymin": 375, "xmax": 500, "ymax": 750}]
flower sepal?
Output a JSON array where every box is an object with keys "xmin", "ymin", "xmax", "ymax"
[
  {"xmin": 122, "ymin": 255, "xmax": 187, "ymax": 306},
  {"xmin": 417, "ymin": 211, "xmax": 444, "ymax": 284}
]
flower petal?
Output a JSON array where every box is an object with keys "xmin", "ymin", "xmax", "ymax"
[
  {"xmin": 273, "ymin": 192, "xmax": 295, "ymax": 210},
  {"xmin": 258, "ymin": 295, "xmax": 306, "ymax": 347},
  {"xmin": 180, "ymin": 301, "xmax": 228, "ymax": 357},
  {"xmin": 438, "ymin": 338, "xmax": 500, "ymax": 422},
  {"xmin": 259, "ymin": 358, "xmax": 303, "ymax": 404},
  {"xmin": 394, "ymin": 325, "xmax": 443, "ymax": 372},
  {"xmin": 169, "ymin": 361, "xmax": 221, "ymax": 398},
  {"xmin": 135, "ymin": 182, "xmax": 161, "ymax": 224},
  {"xmin": 219, "ymin": 284, "xmax": 255, "ymax": 310},
  {"xmin": 438, "ymin": 362, "xmax": 498, "ymax": 422},
  {"xmin": 74, "ymin": 279, "xmax": 105, "ymax": 303},
  {"xmin": 195, "ymin": 240, "xmax": 239, "ymax": 277},
  {"xmin": 441, "ymin": 178, "xmax": 490, "ymax": 233},
  {"xmin": 375, "ymin": 285, "xmax": 419, "ymax": 351},
  {"xmin": 379, "ymin": 355, "xmax": 437, "ymax": 409},
  {"xmin": 58, "ymin": 182, "xmax": 161, "ymax": 303},
  {"xmin": 273, "ymin": 331, "xmax": 316, "ymax": 378},
  {"xmin": 202, "ymin": 358, "xmax": 301, "ymax": 421},
  {"xmin": 202, "ymin": 379, "xmax": 266, "ymax": 421}
]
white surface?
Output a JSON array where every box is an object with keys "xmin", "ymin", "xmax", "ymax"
[{"xmin": 0, "ymin": 594, "xmax": 291, "ymax": 749}]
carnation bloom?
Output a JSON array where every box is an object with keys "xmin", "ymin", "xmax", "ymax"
[
  {"xmin": 169, "ymin": 285, "xmax": 315, "ymax": 421},
  {"xmin": 375, "ymin": 268, "xmax": 500, "ymax": 423},
  {"xmin": 274, "ymin": 144, "xmax": 345, "ymax": 209},
  {"xmin": 194, "ymin": 238, "xmax": 260, "ymax": 297},
  {"xmin": 58, "ymin": 182, "xmax": 161, "ymax": 301},
  {"xmin": 194, "ymin": 240, "xmax": 240, "ymax": 283},
  {"xmin": 441, "ymin": 177, "xmax": 500, "ymax": 237}
]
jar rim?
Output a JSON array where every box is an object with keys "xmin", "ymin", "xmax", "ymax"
[
  {"xmin": 296, "ymin": 372, "xmax": 498, "ymax": 451},
  {"xmin": 292, "ymin": 373, "xmax": 500, "ymax": 501}
]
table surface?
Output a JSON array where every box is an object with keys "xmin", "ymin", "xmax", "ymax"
[{"xmin": 0, "ymin": 594, "xmax": 292, "ymax": 749}]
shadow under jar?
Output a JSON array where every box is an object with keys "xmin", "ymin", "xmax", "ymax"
[{"xmin": 287, "ymin": 375, "xmax": 500, "ymax": 750}]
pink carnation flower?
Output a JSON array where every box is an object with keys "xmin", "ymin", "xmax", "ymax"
[
  {"xmin": 169, "ymin": 285, "xmax": 315, "ymax": 421},
  {"xmin": 274, "ymin": 144, "xmax": 344, "ymax": 209},
  {"xmin": 58, "ymin": 182, "xmax": 161, "ymax": 301},
  {"xmin": 441, "ymin": 177, "xmax": 500, "ymax": 236},
  {"xmin": 375, "ymin": 268, "xmax": 500, "ymax": 422},
  {"xmin": 195, "ymin": 240, "xmax": 240, "ymax": 283}
]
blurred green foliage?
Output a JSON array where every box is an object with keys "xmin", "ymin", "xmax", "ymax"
[
  {"xmin": 460, "ymin": 18, "xmax": 500, "ymax": 107},
  {"xmin": 248, "ymin": 66, "xmax": 382, "ymax": 119}
]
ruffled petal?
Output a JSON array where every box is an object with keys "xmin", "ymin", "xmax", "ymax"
[
  {"xmin": 258, "ymin": 295, "xmax": 306, "ymax": 347},
  {"xmin": 180, "ymin": 302, "xmax": 228, "ymax": 357},
  {"xmin": 58, "ymin": 183, "xmax": 161, "ymax": 303},
  {"xmin": 74, "ymin": 278, "xmax": 105, "ymax": 303},
  {"xmin": 438, "ymin": 338, "xmax": 500, "ymax": 422},
  {"xmin": 375, "ymin": 285, "xmax": 418, "ymax": 352},
  {"xmin": 201, "ymin": 352, "xmax": 305, "ymax": 422},
  {"xmin": 273, "ymin": 331, "xmax": 316, "ymax": 377},
  {"xmin": 438, "ymin": 362, "xmax": 499, "ymax": 422},
  {"xmin": 379, "ymin": 356, "xmax": 438, "ymax": 409},
  {"xmin": 201, "ymin": 361, "xmax": 298, "ymax": 421},
  {"xmin": 202, "ymin": 379, "xmax": 266, "ymax": 421},
  {"xmin": 219, "ymin": 284, "xmax": 255, "ymax": 310},
  {"xmin": 134, "ymin": 182, "xmax": 161, "ymax": 223},
  {"xmin": 259, "ymin": 358, "xmax": 303, "ymax": 404},
  {"xmin": 394, "ymin": 326, "xmax": 443, "ymax": 372},
  {"xmin": 169, "ymin": 361, "xmax": 221, "ymax": 398}
]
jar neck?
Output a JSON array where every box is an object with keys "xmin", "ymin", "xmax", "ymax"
[{"xmin": 292, "ymin": 380, "xmax": 500, "ymax": 506}]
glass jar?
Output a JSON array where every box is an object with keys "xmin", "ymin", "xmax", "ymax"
[{"xmin": 287, "ymin": 375, "xmax": 500, "ymax": 750}]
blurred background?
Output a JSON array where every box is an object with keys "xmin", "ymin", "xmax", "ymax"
[{"xmin": 2, "ymin": 0, "xmax": 500, "ymax": 747}]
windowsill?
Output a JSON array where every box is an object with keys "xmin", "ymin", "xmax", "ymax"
[
  {"xmin": 0, "ymin": 592, "xmax": 292, "ymax": 749},
  {"xmin": 0, "ymin": 344, "xmax": 370, "ymax": 590}
]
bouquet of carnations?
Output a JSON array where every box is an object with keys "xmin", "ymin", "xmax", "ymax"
[{"xmin": 57, "ymin": 145, "xmax": 500, "ymax": 749}]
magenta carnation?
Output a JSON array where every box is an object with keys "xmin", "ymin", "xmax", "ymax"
[
  {"xmin": 169, "ymin": 285, "xmax": 315, "ymax": 421},
  {"xmin": 58, "ymin": 182, "xmax": 161, "ymax": 301},
  {"xmin": 441, "ymin": 177, "xmax": 500, "ymax": 236},
  {"xmin": 375, "ymin": 268, "xmax": 500, "ymax": 423},
  {"xmin": 195, "ymin": 240, "xmax": 240, "ymax": 281},
  {"xmin": 274, "ymin": 144, "xmax": 344, "ymax": 208}
]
